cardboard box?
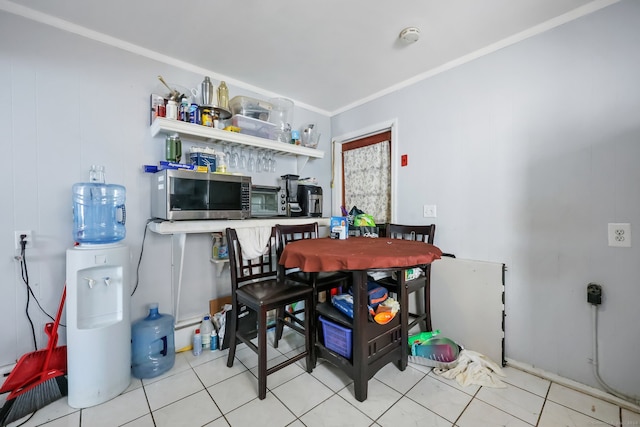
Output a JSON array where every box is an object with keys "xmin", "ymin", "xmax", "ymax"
[
  {"xmin": 330, "ymin": 216, "xmax": 348, "ymax": 239},
  {"xmin": 209, "ymin": 296, "xmax": 232, "ymax": 316},
  {"xmin": 190, "ymin": 152, "xmax": 217, "ymax": 173}
]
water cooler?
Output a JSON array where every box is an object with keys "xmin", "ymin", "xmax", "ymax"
[{"xmin": 66, "ymin": 166, "xmax": 131, "ymax": 408}]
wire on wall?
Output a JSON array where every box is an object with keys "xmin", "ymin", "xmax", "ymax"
[
  {"xmin": 131, "ymin": 219, "xmax": 157, "ymax": 296},
  {"xmin": 14, "ymin": 236, "xmax": 65, "ymax": 351}
]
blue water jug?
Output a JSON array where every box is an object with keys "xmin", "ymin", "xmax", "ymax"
[
  {"xmin": 72, "ymin": 180, "xmax": 126, "ymax": 244},
  {"xmin": 131, "ymin": 303, "xmax": 175, "ymax": 379}
]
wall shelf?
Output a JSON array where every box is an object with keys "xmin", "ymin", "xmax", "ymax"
[
  {"xmin": 150, "ymin": 118, "xmax": 324, "ymax": 171},
  {"xmin": 210, "ymin": 258, "xmax": 229, "ymax": 277}
]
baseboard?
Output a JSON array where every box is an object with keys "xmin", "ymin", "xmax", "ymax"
[
  {"xmin": 506, "ymin": 358, "xmax": 640, "ymax": 413},
  {"xmin": 174, "ymin": 316, "xmax": 202, "ymax": 352}
]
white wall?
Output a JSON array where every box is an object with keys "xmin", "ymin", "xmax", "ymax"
[
  {"xmin": 332, "ymin": 0, "xmax": 640, "ymax": 395},
  {"xmin": 0, "ymin": 11, "xmax": 331, "ymax": 369}
]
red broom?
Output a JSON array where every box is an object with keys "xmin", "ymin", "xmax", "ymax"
[{"xmin": 0, "ymin": 287, "xmax": 67, "ymax": 426}]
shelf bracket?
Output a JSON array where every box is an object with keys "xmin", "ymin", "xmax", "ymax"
[
  {"xmin": 210, "ymin": 258, "xmax": 229, "ymax": 277},
  {"xmin": 296, "ymin": 155, "xmax": 310, "ymax": 173}
]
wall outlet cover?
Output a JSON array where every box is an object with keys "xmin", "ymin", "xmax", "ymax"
[{"xmin": 607, "ymin": 223, "xmax": 631, "ymax": 247}]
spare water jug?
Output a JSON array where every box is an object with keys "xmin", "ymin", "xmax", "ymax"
[
  {"xmin": 131, "ymin": 303, "xmax": 175, "ymax": 379},
  {"xmin": 72, "ymin": 165, "xmax": 126, "ymax": 244}
]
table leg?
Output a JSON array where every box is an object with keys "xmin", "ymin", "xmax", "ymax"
[
  {"xmin": 352, "ymin": 270, "xmax": 368, "ymax": 402},
  {"xmin": 397, "ymin": 269, "xmax": 408, "ymax": 371}
]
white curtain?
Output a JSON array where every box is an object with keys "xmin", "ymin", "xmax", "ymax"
[{"xmin": 343, "ymin": 140, "xmax": 390, "ymax": 224}]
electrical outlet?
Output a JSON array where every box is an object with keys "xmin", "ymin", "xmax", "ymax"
[
  {"xmin": 14, "ymin": 230, "xmax": 33, "ymax": 251},
  {"xmin": 423, "ymin": 204, "xmax": 437, "ymax": 218},
  {"xmin": 607, "ymin": 223, "xmax": 631, "ymax": 247}
]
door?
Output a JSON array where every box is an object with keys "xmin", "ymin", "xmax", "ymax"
[{"xmin": 339, "ymin": 130, "xmax": 392, "ymax": 224}]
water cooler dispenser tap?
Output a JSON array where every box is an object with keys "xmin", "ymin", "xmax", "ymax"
[
  {"xmin": 103, "ymin": 277, "xmax": 111, "ymax": 286},
  {"xmin": 84, "ymin": 277, "xmax": 96, "ymax": 289}
]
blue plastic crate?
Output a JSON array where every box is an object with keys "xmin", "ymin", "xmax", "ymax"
[{"xmin": 319, "ymin": 316, "xmax": 352, "ymax": 359}]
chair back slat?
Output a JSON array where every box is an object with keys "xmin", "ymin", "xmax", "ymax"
[
  {"xmin": 226, "ymin": 227, "xmax": 278, "ymax": 290},
  {"xmin": 386, "ymin": 223, "xmax": 435, "ymax": 244},
  {"xmin": 275, "ymin": 223, "xmax": 319, "ymax": 277}
]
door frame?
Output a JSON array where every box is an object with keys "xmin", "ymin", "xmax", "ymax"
[{"xmin": 331, "ymin": 118, "xmax": 399, "ymax": 221}]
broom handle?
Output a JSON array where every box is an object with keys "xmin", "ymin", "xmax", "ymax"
[{"xmin": 41, "ymin": 285, "xmax": 66, "ymax": 371}]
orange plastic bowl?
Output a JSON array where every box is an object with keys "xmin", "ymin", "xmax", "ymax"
[{"xmin": 374, "ymin": 312, "xmax": 394, "ymax": 325}]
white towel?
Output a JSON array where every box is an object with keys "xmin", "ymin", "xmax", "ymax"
[
  {"xmin": 235, "ymin": 227, "xmax": 272, "ymax": 260},
  {"xmin": 433, "ymin": 349, "xmax": 507, "ymax": 388}
]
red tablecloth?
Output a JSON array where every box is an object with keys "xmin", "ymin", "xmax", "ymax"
[{"xmin": 279, "ymin": 236, "xmax": 442, "ymax": 272}]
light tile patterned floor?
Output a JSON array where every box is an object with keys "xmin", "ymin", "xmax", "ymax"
[{"xmin": 3, "ymin": 329, "xmax": 639, "ymax": 427}]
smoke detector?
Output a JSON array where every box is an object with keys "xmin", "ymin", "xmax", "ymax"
[{"xmin": 399, "ymin": 27, "xmax": 420, "ymax": 43}]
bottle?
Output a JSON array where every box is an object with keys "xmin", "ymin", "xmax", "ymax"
[
  {"xmin": 179, "ymin": 96, "xmax": 190, "ymax": 121},
  {"xmin": 218, "ymin": 235, "xmax": 228, "ymax": 259},
  {"xmin": 192, "ymin": 329, "xmax": 202, "ymax": 356},
  {"xmin": 166, "ymin": 99, "xmax": 178, "ymax": 120},
  {"xmin": 131, "ymin": 303, "xmax": 176, "ymax": 379},
  {"xmin": 217, "ymin": 81, "xmax": 229, "ymax": 110},
  {"xmin": 189, "ymin": 103, "xmax": 199, "ymax": 124},
  {"xmin": 72, "ymin": 166, "xmax": 126, "ymax": 244},
  {"xmin": 212, "ymin": 234, "xmax": 221, "ymax": 259},
  {"xmin": 291, "ymin": 130, "xmax": 301, "ymax": 145},
  {"xmin": 210, "ymin": 329, "xmax": 218, "ymax": 351},
  {"xmin": 200, "ymin": 315, "xmax": 212, "ymax": 349}
]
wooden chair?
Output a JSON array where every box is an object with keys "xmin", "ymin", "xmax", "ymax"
[
  {"xmin": 274, "ymin": 222, "xmax": 351, "ymax": 364},
  {"xmin": 225, "ymin": 227, "xmax": 313, "ymax": 400},
  {"xmin": 383, "ymin": 223, "xmax": 436, "ymax": 332}
]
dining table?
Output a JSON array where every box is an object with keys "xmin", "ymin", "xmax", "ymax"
[{"xmin": 279, "ymin": 236, "xmax": 442, "ymax": 401}]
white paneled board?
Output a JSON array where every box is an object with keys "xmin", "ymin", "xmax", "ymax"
[{"xmin": 430, "ymin": 257, "xmax": 505, "ymax": 366}]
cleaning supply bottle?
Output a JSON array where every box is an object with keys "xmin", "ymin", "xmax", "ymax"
[
  {"xmin": 212, "ymin": 233, "xmax": 221, "ymax": 259},
  {"xmin": 131, "ymin": 303, "xmax": 175, "ymax": 379},
  {"xmin": 200, "ymin": 315, "xmax": 212, "ymax": 349},
  {"xmin": 192, "ymin": 329, "xmax": 202, "ymax": 356},
  {"xmin": 210, "ymin": 329, "xmax": 218, "ymax": 351},
  {"xmin": 218, "ymin": 235, "xmax": 228, "ymax": 259}
]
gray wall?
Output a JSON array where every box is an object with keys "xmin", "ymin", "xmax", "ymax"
[
  {"xmin": 332, "ymin": 0, "xmax": 639, "ymax": 395},
  {"xmin": 0, "ymin": 11, "xmax": 331, "ymax": 369}
]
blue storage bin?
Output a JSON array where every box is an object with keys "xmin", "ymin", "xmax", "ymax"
[{"xmin": 319, "ymin": 316, "xmax": 352, "ymax": 359}]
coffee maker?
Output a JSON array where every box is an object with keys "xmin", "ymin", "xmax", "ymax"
[
  {"xmin": 298, "ymin": 185, "xmax": 323, "ymax": 217},
  {"xmin": 279, "ymin": 174, "xmax": 303, "ymax": 217}
]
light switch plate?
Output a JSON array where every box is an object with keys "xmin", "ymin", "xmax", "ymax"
[{"xmin": 423, "ymin": 204, "xmax": 437, "ymax": 218}]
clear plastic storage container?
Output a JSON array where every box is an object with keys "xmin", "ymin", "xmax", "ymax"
[
  {"xmin": 229, "ymin": 96, "xmax": 273, "ymax": 122},
  {"xmin": 131, "ymin": 303, "xmax": 175, "ymax": 379}
]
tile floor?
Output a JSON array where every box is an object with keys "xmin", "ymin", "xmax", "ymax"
[{"xmin": 3, "ymin": 329, "xmax": 639, "ymax": 427}]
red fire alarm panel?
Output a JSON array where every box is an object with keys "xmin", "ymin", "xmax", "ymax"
[{"xmin": 401, "ymin": 154, "xmax": 408, "ymax": 167}]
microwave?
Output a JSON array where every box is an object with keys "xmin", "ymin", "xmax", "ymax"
[
  {"xmin": 251, "ymin": 185, "xmax": 286, "ymax": 217},
  {"xmin": 150, "ymin": 169, "xmax": 251, "ymax": 220}
]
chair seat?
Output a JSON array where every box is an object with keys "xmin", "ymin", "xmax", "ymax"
[{"xmin": 237, "ymin": 279, "xmax": 313, "ymax": 307}]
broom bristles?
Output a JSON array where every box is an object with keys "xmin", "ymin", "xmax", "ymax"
[{"xmin": 0, "ymin": 375, "xmax": 67, "ymax": 426}]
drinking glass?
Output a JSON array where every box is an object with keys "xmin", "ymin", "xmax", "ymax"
[
  {"xmin": 223, "ymin": 144, "xmax": 232, "ymax": 165},
  {"xmin": 239, "ymin": 148, "xmax": 247, "ymax": 170},
  {"xmin": 247, "ymin": 150, "xmax": 255, "ymax": 172},
  {"xmin": 229, "ymin": 147, "xmax": 239, "ymax": 169},
  {"xmin": 269, "ymin": 154, "xmax": 276, "ymax": 173},
  {"xmin": 256, "ymin": 152, "xmax": 264, "ymax": 173}
]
